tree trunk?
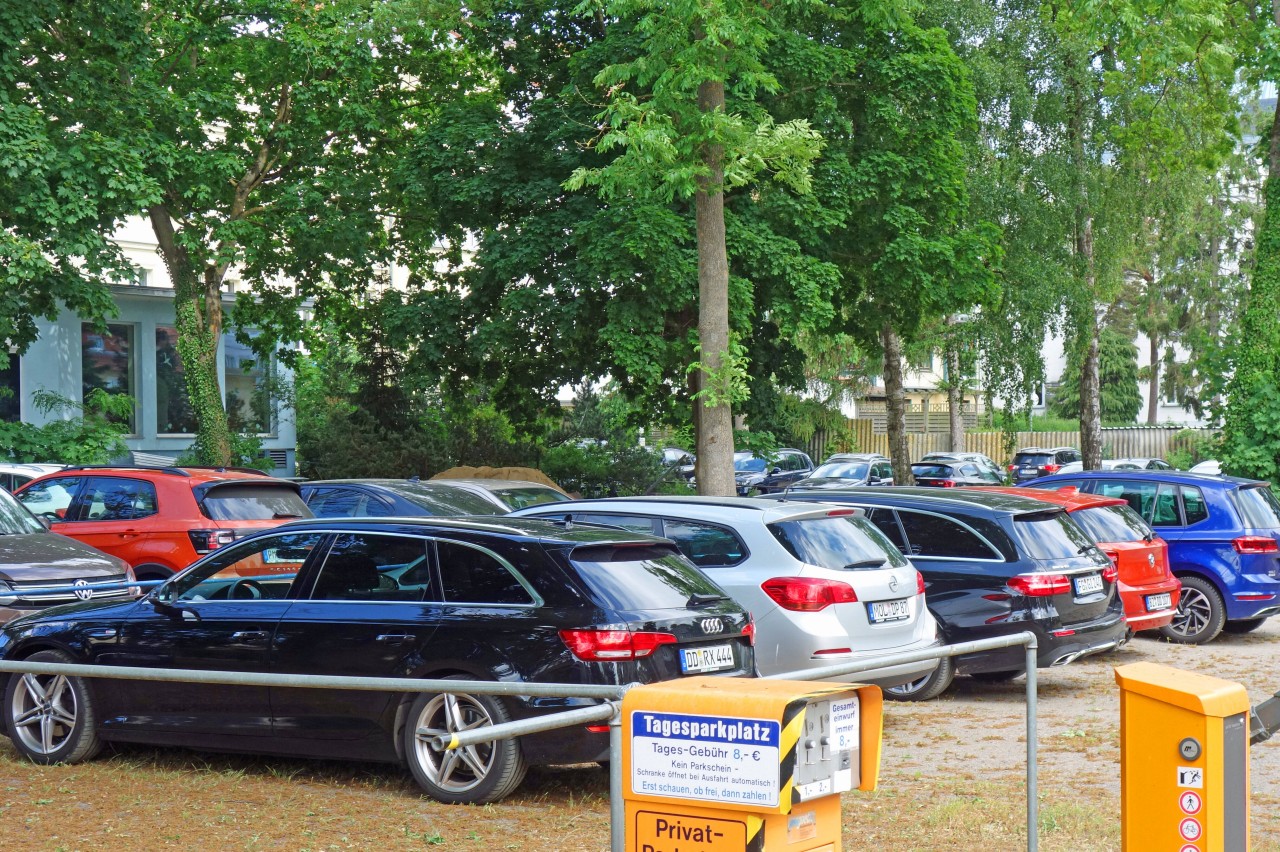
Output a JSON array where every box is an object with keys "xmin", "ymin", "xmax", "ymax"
[
  {"xmin": 148, "ymin": 204, "xmax": 234, "ymax": 466},
  {"xmin": 881, "ymin": 322, "xmax": 913, "ymax": 485},
  {"xmin": 946, "ymin": 337, "xmax": 965, "ymax": 452},
  {"xmin": 693, "ymin": 79, "xmax": 735, "ymax": 496},
  {"xmin": 1146, "ymin": 328, "xmax": 1160, "ymax": 425},
  {"xmin": 1079, "ymin": 311, "xmax": 1103, "ymax": 470}
]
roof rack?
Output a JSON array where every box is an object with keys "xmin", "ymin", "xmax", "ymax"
[{"xmin": 59, "ymin": 465, "xmax": 272, "ymax": 478}]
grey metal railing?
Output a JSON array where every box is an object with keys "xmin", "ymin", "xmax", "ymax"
[{"xmin": 0, "ymin": 631, "xmax": 1041, "ymax": 852}]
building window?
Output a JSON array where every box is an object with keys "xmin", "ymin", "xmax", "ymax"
[
  {"xmin": 223, "ymin": 333, "xmax": 274, "ymax": 435},
  {"xmin": 81, "ymin": 323, "xmax": 136, "ymax": 433},
  {"xmin": 156, "ymin": 326, "xmax": 197, "ymax": 434},
  {"xmin": 908, "ymin": 350, "xmax": 934, "ymax": 372},
  {"xmin": 0, "ymin": 352, "xmax": 19, "ymax": 422}
]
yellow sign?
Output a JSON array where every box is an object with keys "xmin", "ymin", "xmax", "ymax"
[{"xmin": 634, "ymin": 810, "xmax": 748, "ymax": 852}]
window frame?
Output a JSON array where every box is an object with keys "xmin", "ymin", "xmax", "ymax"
[
  {"xmin": 430, "ymin": 537, "xmax": 543, "ymax": 608},
  {"xmin": 160, "ymin": 531, "xmax": 326, "ymax": 604},
  {"xmin": 656, "ymin": 517, "xmax": 751, "ymax": 568},
  {"xmin": 303, "ymin": 531, "xmax": 436, "ymax": 603},
  {"xmin": 894, "ymin": 507, "xmax": 1006, "ymax": 563},
  {"xmin": 81, "ymin": 321, "xmax": 139, "ymax": 436},
  {"xmin": 76, "ymin": 476, "xmax": 159, "ymax": 523}
]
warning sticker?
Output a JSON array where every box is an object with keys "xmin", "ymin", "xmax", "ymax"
[
  {"xmin": 1179, "ymin": 817, "xmax": 1203, "ymax": 842},
  {"xmin": 630, "ymin": 711, "xmax": 780, "ymax": 807},
  {"xmin": 829, "ymin": 696, "xmax": 860, "ymax": 751},
  {"xmin": 1179, "ymin": 790, "xmax": 1202, "ymax": 815},
  {"xmin": 1177, "ymin": 766, "xmax": 1204, "ymax": 789}
]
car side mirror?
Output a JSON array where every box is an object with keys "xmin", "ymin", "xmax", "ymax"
[
  {"xmin": 150, "ymin": 596, "xmax": 201, "ymax": 621},
  {"xmin": 770, "ymin": 466, "xmax": 782, "ymax": 475},
  {"xmin": 36, "ymin": 515, "xmax": 51, "ymax": 529}
]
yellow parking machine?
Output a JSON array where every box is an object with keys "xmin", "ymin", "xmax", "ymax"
[
  {"xmin": 621, "ymin": 676, "xmax": 882, "ymax": 852},
  {"xmin": 1115, "ymin": 662, "xmax": 1250, "ymax": 852}
]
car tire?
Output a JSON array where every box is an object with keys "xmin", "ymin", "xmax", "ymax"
[
  {"xmin": 1158, "ymin": 576, "xmax": 1226, "ymax": 645},
  {"xmin": 3, "ymin": 650, "xmax": 102, "ymax": 765},
  {"xmin": 132, "ymin": 564, "xmax": 173, "ymax": 582},
  {"xmin": 1222, "ymin": 618, "xmax": 1267, "ymax": 635},
  {"xmin": 403, "ymin": 676, "xmax": 527, "ymax": 804},
  {"xmin": 884, "ymin": 657, "xmax": 954, "ymax": 702},
  {"xmin": 969, "ymin": 670, "xmax": 1022, "ymax": 683}
]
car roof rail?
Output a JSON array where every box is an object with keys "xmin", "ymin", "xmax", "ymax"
[
  {"xmin": 59, "ymin": 465, "xmax": 193, "ymax": 477},
  {"xmin": 180, "ymin": 465, "xmax": 274, "ymax": 477}
]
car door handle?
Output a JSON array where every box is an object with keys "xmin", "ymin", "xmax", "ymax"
[
  {"xmin": 230, "ymin": 631, "xmax": 269, "ymax": 644},
  {"xmin": 117, "ymin": 529, "xmax": 139, "ymax": 539},
  {"xmin": 84, "ymin": 628, "xmax": 117, "ymax": 640},
  {"xmin": 376, "ymin": 634, "xmax": 415, "ymax": 644}
]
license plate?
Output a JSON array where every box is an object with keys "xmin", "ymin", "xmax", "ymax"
[
  {"xmin": 680, "ymin": 644, "xmax": 735, "ymax": 674},
  {"xmin": 868, "ymin": 598, "xmax": 911, "ymax": 623},
  {"xmin": 1074, "ymin": 573, "xmax": 1104, "ymax": 595},
  {"xmin": 1145, "ymin": 592, "xmax": 1172, "ymax": 611}
]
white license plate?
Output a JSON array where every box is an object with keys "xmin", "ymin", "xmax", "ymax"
[
  {"xmin": 680, "ymin": 643, "xmax": 735, "ymax": 674},
  {"xmin": 1145, "ymin": 592, "xmax": 1172, "ymax": 611},
  {"xmin": 1074, "ymin": 573, "xmax": 1104, "ymax": 595},
  {"xmin": 868, "ymin": 598, "xmax": 911, "ymax": 623}
]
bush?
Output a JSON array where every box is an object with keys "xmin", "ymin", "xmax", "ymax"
[
  {"xmin": 0, "ymin": 389, "xmax": 130, "ymax": 464},
  {"xmin": 1166, "ymin": 429, "xmax": 1216, "ymax": 471},
  {"xmin": 540, "ymin": 442, "xmax": 677, "ymax": 498}
]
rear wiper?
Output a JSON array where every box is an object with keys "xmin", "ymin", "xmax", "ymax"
[
  {"xmin": 1078, "ymin": 544, "xmax": 1100, "ymax": 555},
  {"xmin": 687, "ymin": 592, "xmax": 729, "ymax": 607},
  {"xmin": 273, "ymin": 512, "xmax": 306, "ymax": 519},
  {"xmin": 842, "ymin": 559, "xmax": 887, "ymax": 570}
]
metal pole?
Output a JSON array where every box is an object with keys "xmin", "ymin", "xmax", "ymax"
[
  {"xmin": 611, "ymin": 704, "xmax": 625, "ymax": 852},
  {"xmin": 1025, "ymin": 636, "xmax": 1039, "ymax": 852},
  {"xmin": 428, "ymin": 703, "xmax": 616, "ymax": 751},
  {"xmin": 763, "ymin": 632, "xmax": 1038, "ymax": 682}
]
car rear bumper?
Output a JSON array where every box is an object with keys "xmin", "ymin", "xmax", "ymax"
[
  {"xmin": 1225, "ymin": 571, "xmax": 1280, "ymax": 620},
  {"xmin": 952, "ymin": 609, "xmax": 1129, "ymax": 674},
  {"xmin": 1119, "ymin": 577, "xmax": 1181, "ymax": 630},
  {"xmin": 787, "ymin": 637, "xmax": 945, "ymax": 687}
]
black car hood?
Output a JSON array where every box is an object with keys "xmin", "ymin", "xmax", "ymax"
[{"xmin": 0, "ymin": 532, "xmax": 125, "ymax": 583}]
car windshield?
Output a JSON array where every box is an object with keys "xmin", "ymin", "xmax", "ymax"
[
  {"xmin": 1071, "ymin": 504, "xmax": 1152, "ymax": 544},
  {"xmin": 1232, "ymin": 485, "xmax": 1280, "ymax": 530},
  {"xmin": 1011, "ymin": 510, "xmax": 1097, "ymax": 560},
  {"xmin": 769, "ymin": 516, "xmax": 909, "ymax": 570},
  {"xmin": 491, "ymin": 487, "xmax": 569, "ymax": 510},
  {"xmin": 810, "ymin": 462, "xmax": 869, "ymax": 479},
  {"xmin": 733, "ymin": 456, "xmax": 767, "ymax": 473},
  {"xmin": 202, "ymin": 484, "xmax": 312, "ymax": 521},
  {"xmin": 0, "ymin": 488, "xmax": 44, "ymax": 535},
  {"xmin": 911, "ymin": 464, "xmax": 953, "ymax": 478},
  {"xmin": 386, "ymin": 482, "xmax": 506, "ymax": 515},
  {"xmin": 569, "ymin": 544, "xmax": 728, "ymax": 610}
]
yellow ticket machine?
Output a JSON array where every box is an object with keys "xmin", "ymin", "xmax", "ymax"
[
  {"xmin": 1115, "ymin": 662, "xmax": 1250, "ymax": 851},
  {"xmin": 621, "ymin": 677, "xmax": 882, "ymax": 852}
]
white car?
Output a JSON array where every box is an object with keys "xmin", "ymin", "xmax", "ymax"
[
  {"xmin": 511, "ymin": 496, "xmax": 942, "ymax": 690},
  {"xmin": 0, "ymin": 463, "xmax": 66, "ymax": 493},
  {"xmin": 1189, "ymin": 459, "xmax": 1222, "ymax": 475}
]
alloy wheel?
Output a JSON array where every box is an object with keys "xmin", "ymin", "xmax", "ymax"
[
  {"xmin": 1170, "ymin": 586, "xmax": 1212, "ymax": 637},
  {"xmin": 10, "ymin": 673, "xmax": 79, "ymax": 756},
  {"xmin": 412, "ymin": 693, "xmax": 498, "ymax": 794}
]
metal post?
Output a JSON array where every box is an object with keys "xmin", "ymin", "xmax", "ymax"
[
  {"xmin": 610, "ymin": 703, "xmax": 625, "ymax": 852},
  {"xmin": 1025, "ymin": 637, "xmax": 1039, "ymax": 852},
  {"xmin": 428, "ymin": 703, "xmax": 616, "ymax": 751}
]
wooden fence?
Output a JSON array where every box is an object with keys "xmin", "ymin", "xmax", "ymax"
[{"xmin": 799, "ymin": 423, "xmax": 1212, "ymax": 466}]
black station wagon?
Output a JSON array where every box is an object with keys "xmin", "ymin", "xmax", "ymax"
[
  {"xmin": 0, "ymin": 517, "xmax": 754, "ymax": 804},
  {"xmin": 774, "ymin": 488, "xmax": 1127, "ymax": 699}
]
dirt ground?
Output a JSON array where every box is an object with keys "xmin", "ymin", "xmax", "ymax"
[{"xmin": 0, "ymin": 621, "xmax": 1276, "ymax": 851}]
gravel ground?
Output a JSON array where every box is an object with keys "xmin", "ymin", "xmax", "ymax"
[{"xmin": 0, "ymin": 620, "xmax": 1275, "ymax": 851}]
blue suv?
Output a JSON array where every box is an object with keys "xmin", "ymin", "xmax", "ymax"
[{"xmin": 1024, "ymin": 471, "xmax": 1280, "ymax": 643}]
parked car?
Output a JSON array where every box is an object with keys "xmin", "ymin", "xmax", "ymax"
[
  {"xmin": 732, "ymin": 449, "xmax": 814, "ymax": 495},
  {"xmin": 909, "ymin": 460, "xmax": 1003, "ymax": 488},
  {"xmin": 791, "ymin": 455, "xmax": 893, "ymax": 489},
  {"xmin": 14, "ymin": 466, "xmax": 313, "ymax": 580},
  {"xmin": 1102, "ymin": 458, "xmax": 1175, "ymax": 471},
  {"xmin": 427, "ymin": 477, "xmax": 570, "ymax": 510},
  {"xmin": 0, "ymin": 463, "xmax": 66, "ymax": 494},
  {"xmin": 1189, "ymin": 459, "xmax": 1222, "ymax": 476},
  {"xmin": 303, "ymin": 479, "xmax": 509, "ymax": 518},
  {"xmin": 972, "ymin": 487, "xmax": 1181, "ymax": 632},
  {"xmin": 774, "ymin": 487, "xmax": 1127, "ymax": 699},
  {"xmin": 920, "ymin": 452, "xmax": 1004, "ymax": 481},
  {"xmin": 1008, "ymin": 446, "xmax": 1083, "ymax": 484},
  {"xmin": 1023, "ymin": 470, "xmax": 1280, "ymax": 643},
  {"xmin": 511, "ymin": 496, "xmax": 942, "ymax": 689},
  {"xmin": 0, "ymin": 516, "xmax": 754, "ymax": 804},
  {"xmin": 0, "ymin": 485, "xmax": 138, "ymax": 623}
]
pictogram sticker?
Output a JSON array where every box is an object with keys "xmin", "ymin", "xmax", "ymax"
[
  {"xmin": 1179, "ymin": 845, "xmax": 1201, "ymax": 852},
  {"xmin": 1177, "ymin": 766, "xmax": 1204, "ymax": 788},
  {"xmin": 1179, "ymin": 817, "xmax": 1203, "ymax": 842},
  {"xmin": 1179, "ymin": 790, "xmax": 1202, "ymax": 815}
]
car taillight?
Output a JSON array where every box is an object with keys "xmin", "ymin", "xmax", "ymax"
[
  {"xmin": 742, "ymin": 620, "xmax": 756, "ymax": 646},
  {"xmin": 761, "ymin": 577, "xmax": 858, "ymax": 612},
  {"xmin": 1102, "ymin": 549, "xmax": 1119, "ymax": 570},
  {"xmin": 1042, "ymin": 463, "xmax": 1061, "ymax": 474},
  {"xmin": 1102, "ymin": 563, "xmax": 1119, "ymax": 584},
  {"xmin": 915, "ymin": 570, "xmax": 926, "ymax": 595},
  {"xmin": 940, "ymin": 480, "xmax": 956, "ymax": 487},
  {"xmin": 558, "ymin": 629, "xmax": 678, "ymax": 661},
  {"xmin": 1007, "ymin": 573, "xmax": 1071, "ymax": 596},
  {"xmin": 1233, "ymin": 536, "xmax": 1279, "ymax": 554},
  {"xmin": 1008, "ymin": 464, "xmax": 1017, "ymax": 471},
  {"xmin": 188, "ymin": 529, "xmax": 237, "ymax": 554}
]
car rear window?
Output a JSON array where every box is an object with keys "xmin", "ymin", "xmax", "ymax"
[
  {"xmin": 1232, "ymin": 485, "xmax": 1280, "ymax": 530},
  {"xmin": 569, "ymin": 544, "xmax": 729, "ymax": 610},
  {"xmin": 202, "ymin": 484, "xmax": 312, "ymax": 521},
  {"xmin": 390, "ymin": 483, "xmax": 506, "ymax": 516},
  {"xmin": 1011, "ymin": 510, "xmax": 1096, "ymax": 560},
  {"xmin": 1070, "ymin": 504, "xmax": 1152, "ymax": 544},
  {"xmin": 911, "ymin": 464, "xmax": 954, "ymax": 478},
  {"xmin": 810, "ymin": 462, "xmax": 869, "ymax": 479},
  {"xmin": 1014, "ymin": 453, "xmax": 1052, "ymax": 466},
  {"xmin": 769, "ymin": 516, "xmax": 909, "ymax": 570},
  {"xmin": 491, "ymin": 487, "xmax": 569, "ymax": 510}
]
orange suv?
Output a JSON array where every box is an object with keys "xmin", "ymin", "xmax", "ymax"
[{"xmin": 15, "ymin": 466, "xmax": 312, "ymax": 580}]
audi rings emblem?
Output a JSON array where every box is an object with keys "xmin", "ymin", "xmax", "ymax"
[
  {"xmin": 888, "ymin": 575, "xmax": 900, "ymax": 593},
  {"xmin": 699, "ymin": 617, "xmax": 724, "ymax": 634},
  {"xmin": 73, "ymin": 579, "xmax": 94, "ymax": 601},
  {"xmin": 1148, "ymin": 553, "xmax": 1156, "ymax": 568}
]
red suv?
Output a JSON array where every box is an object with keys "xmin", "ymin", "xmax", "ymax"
[{"xmin": 15, "ymin": 466, "xmax": 312, "ymax": 580}]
